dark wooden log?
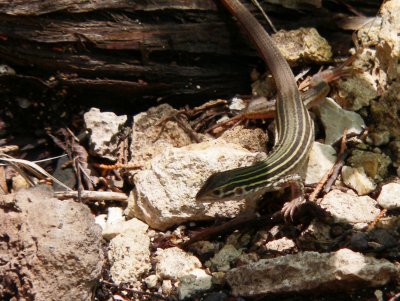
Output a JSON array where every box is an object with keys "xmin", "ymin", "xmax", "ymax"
[{"xmin": 0, "ymin": 0, "xmax": 380, "ymax": 108}]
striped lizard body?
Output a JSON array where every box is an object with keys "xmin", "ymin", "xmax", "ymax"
[{"xmin": 196, "ymin": 0, "xmax": 315, "ymax": 217}]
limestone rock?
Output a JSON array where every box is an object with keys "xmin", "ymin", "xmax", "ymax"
[
  {"xmin": 320, "ymin": 189, "xmax": 380, "ymax": 225},
  {"xmin": 226, "ymin": 248, "xmax": 400, "ymax": 296},
  {"xmin": 131, "ymin": 140, "xmax": 264, "ymax": 230},
  {"xmin": 84, "ymin": 107, "xmax": 127, "ymax": 161},
  {"xmin": 108, "ymin": 227, "xmax": 151, "ymax": 286},
  {"xmin": 155, "ymin": 247, "xmax": 211, "ymax": 299}
]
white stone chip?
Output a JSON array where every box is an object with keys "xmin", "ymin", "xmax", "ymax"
[
  {"xmin": 303, "ymin": 142, "xmax": 337, "ymax": 185},
  {"xmin": 265, "ymin": 237, "xmax": 296, "ymax": 252},
  {"xmin": 342, "ymin": 166, "xmax": 377, "ymax": 195},
  {"xmin": 377, "ymin": 182, "xmax": 400, "ymax": 209}
]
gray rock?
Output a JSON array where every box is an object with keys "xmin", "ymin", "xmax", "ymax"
[
  {"xmin": 0, "ymin": 186, "xmax": 103, "ymax": 301},
  {"xmin": 226, "ymin": 248, "xmax": 400, "ymax": 296},
  {"xmin": 155, "ymin": 247, "xmax": 212, "ymax": 299},
  {"xmin": 84, "ymin": 107, "xmax": 127, "ymax": 161},
  {"xmin": 205, "ymin": 244, "xmax": 242, "ymax": 272},
  {"xmin": 317, "ymin": 98, "xmax": 365, "ymax": 145}
]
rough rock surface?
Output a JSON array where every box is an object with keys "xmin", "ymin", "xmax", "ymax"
[
  {"xmin": 347, "ymin": 149, "xmax": 391, "ymax": 180},
  {"xmin": 155, "ymin": 247, "xmax": 212, "ymax": 300},
  {"xmin": 273, "ymin": 27, "xmax": 332, "ymax": 65},
  {"xmin": 84, "ymin": 107, "xmax": 127, "ymax": 161},
  {"xmin": 205, "ymin": 244, "xmax": 242, "ymax": 272},
  {"xmin": 226, "ymin": 248, "xmax": 400, "ymax": 296},
  {"xmin": 108, "ymin": 226, "xmax": 151, "ymax": 286},
  {"xmin": 320, "ymin": 189, "xmax": 380, "ymax": 225},
  {"xmin": 0, "ymin": 186, "xmax": 104, "ymax": 301},
  {"xmin": 130, "ymin": 103, "xmax": 196, "ymax": 168},
  {"xmin": 220, "ymin": 126, "xmax": 268, "ymax": 153},
  {"xmin": 131, "ymin": 140, "xmax": 264, "ymax": 230},
  {"xmin": 97, "ymin": 206, "xmax": 148, "ymax": 240}
]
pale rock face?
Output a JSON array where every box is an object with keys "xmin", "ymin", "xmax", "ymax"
[
  {"xmin": 84, "ymin": 107, "xmax": 127, "ymax": 161},
  {"xmin": 317, "ymin": 97, "xmax": 365, "ymax": 145},
  {"xmin": 377, "ymin": 182, "xmax": 400, "ymax": 209},
  {"xmin": 320, "ymin": 189, "xmax": 380, "ymax": 226},
  {"xmin": 226, "ymin": 248, "xmax": 400, "ymax": 296},
  {"xmin": 155, "ymin": 247, "xmax": 211, "ymax": 299},
  {"xmin": 108, "ymin": 228, "xmax": 151, "ymax": 286},
  {"xmin": 302, "ymin": 141, "xmax": 337, "ymax": 185},
  {"xmin": 131, "ymin": 139, "xmax": 264, "ymax": 230},
  {"xmin": 341, "ymin": 166, "xmax": 377, "ymax": 195}
]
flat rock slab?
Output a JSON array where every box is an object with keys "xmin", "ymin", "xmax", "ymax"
[
  {"xmin": 226, "ymin": 248, "xmax": 400, "ymax": 296},
  {"xmin": 0, "ymin": 186, "xmax": 104, "ymax": 301}
]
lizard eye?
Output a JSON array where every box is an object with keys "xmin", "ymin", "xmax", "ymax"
[{"xmin": 234, "ymin": 187, "xmax": 244, "ymax": 196}]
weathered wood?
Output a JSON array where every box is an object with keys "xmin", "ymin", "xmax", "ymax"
[
  {"xmin": 0, "ymin": 0, "xmax": 380, "ymax": 106},
  {"xmin": 0, "ymin": 0, "xmax": 217, "ymax": 16}
]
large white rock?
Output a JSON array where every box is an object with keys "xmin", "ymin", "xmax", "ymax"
[{"xmin": 131, "ymin": 140, "xmax": 264, "ymax": 230}]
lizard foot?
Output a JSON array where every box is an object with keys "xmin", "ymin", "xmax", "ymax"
[{"xmin": 281, "ymin": 177, "xmax": 306, "ymax": 222}]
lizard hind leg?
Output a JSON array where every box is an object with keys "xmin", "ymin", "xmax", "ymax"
[{"xmin": 277, "ymin": 174, "xmax": 307, "ymax": 221}]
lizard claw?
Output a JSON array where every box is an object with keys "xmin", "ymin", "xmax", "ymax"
[{"xmin": 281, "ymin": 197, "xmax": 305, "ymax": 222}]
